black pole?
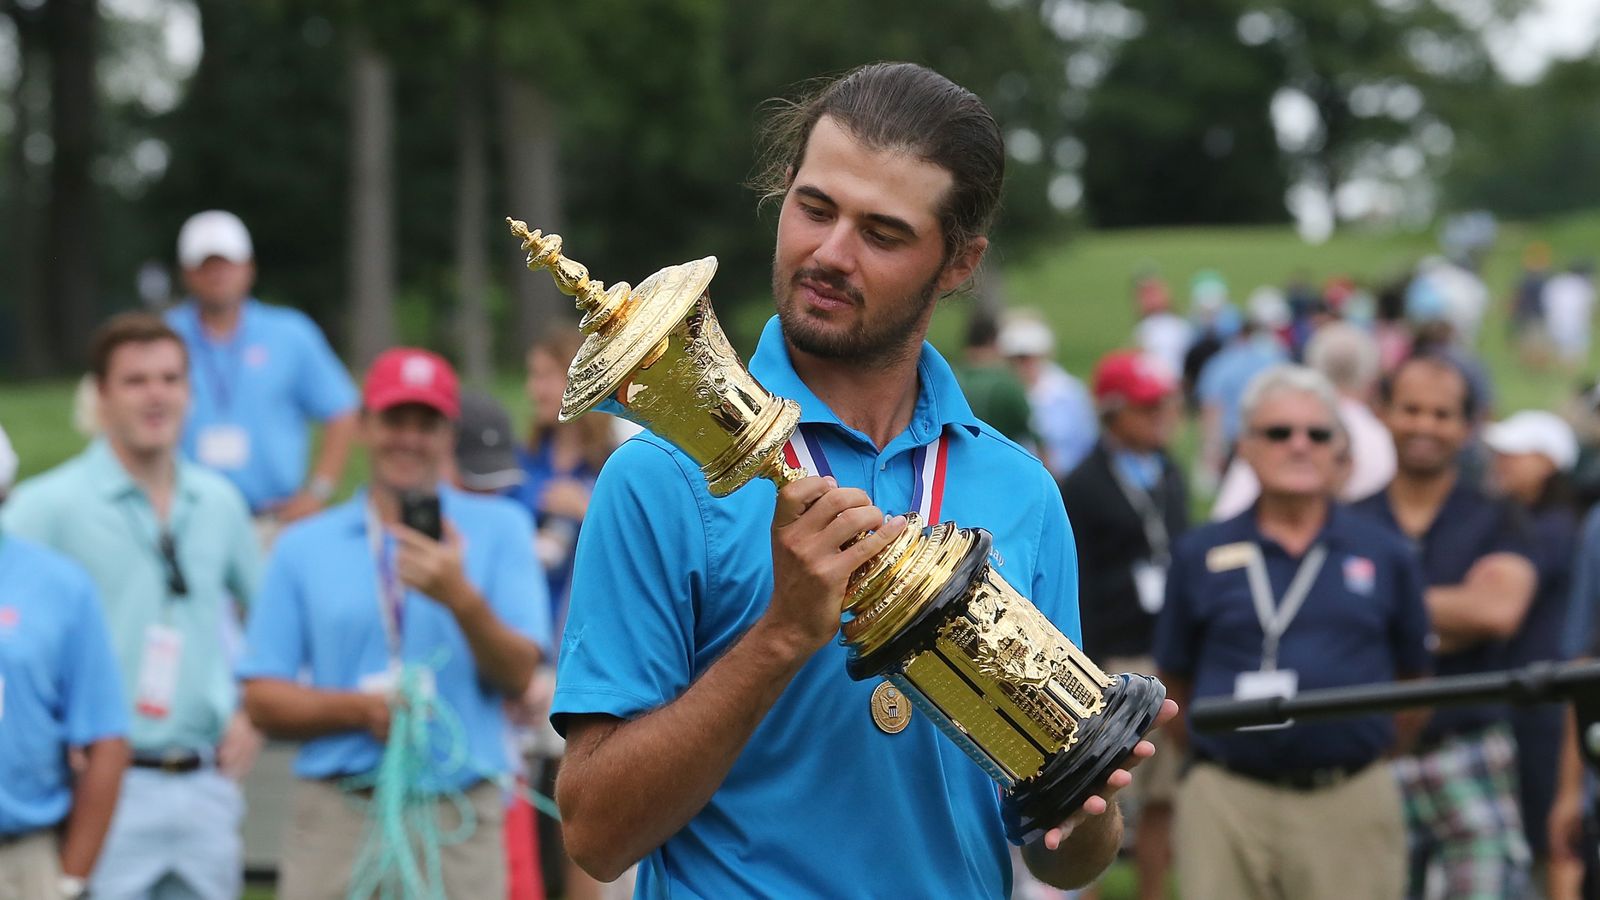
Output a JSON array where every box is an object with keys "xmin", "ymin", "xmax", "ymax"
[{"xmin": 1189, "ymin": 660, "xmax": 1600, "ymax": 733}]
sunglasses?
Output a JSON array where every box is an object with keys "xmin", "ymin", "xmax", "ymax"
[
  {"xmin": 159, "ymin": 531, "xmax": 189, "ymax": 597},
  {"xmin": 1255, "ymin": 424, "xmax": 1336, "ymax": 445}
]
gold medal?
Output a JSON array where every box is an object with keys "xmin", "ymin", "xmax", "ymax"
[{"xmin": 871, "ymin": 680, "xmax": 912, "ymax": 734}]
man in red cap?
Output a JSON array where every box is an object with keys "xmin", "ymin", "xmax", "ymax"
[
  {"xmin": 238, "ymin": 348, "xmax": 551, "ymax": 900},
  {"xmin": 1058, "ymin": 350, "xmax": 1188, "ymax": 900}
]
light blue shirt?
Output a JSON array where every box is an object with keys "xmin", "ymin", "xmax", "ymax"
[
  {"xmin": 239, "ymin": 488, "xmax": 551, "ymax": 789},
  {"xmin": 552, "ymin": 317, "xmax": 1083, "ymax": 900},
  {"xmin": 1197, "ymin": 334, "xmax": 1287, "ymax": 443},
  {"xmin": 0, "ymin": 536, "xmax": 127, "ymax": 834},
  {"xmin": 1, "ymin": 441, "xmax": 259, "ymax": 753},
  {"xmin": 166, "ymin": 299, "xmax": 359, "ymax": 512}
]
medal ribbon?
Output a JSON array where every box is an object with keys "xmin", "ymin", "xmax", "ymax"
[{"xmin": 782, "ymin": 424, "xmax": 949, "ymax": 523}]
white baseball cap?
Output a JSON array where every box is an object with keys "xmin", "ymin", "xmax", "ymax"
[
  {"xmin": 0, "ymin": 422, "xmax": 16, "ymax": 495},
  {"xmin": 177, "ymin": 210, "xmax": 254, "ymax": 269},
  {"xmin": 998, "ymin": 313, "xmax": 1056, "ymax": 358},
  {"xmin": 1483, "ymin": 410, "xmax": 1578, "ymax": 472}
]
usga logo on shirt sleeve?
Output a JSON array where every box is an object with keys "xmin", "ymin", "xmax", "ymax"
[{"xmin": 1343, "ymin": 555, "xmax": 1375, "ymax": 595}]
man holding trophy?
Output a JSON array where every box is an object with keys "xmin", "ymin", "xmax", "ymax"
[{"xmin": 538, "ymin": 62, "xmax": 1176, "ymax": 897}]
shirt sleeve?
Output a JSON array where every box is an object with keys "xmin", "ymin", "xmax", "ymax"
[
  {"xmin": 480, "ymin": 502, "xmax": 552, "ymax": 656},
  {"xmin": 1031, "ymin": 466, "xmax": 1083, "ymax": 646},
  {"xmin": 0, "ymin": 480, "xmax": 60, "ymax": 546},
  {"xmin": 1567, "ymin": 507, "xmax": 1600, "ymax": 659},
  {"xmin": 1389, "ymin": 543, "xmax": 1433, "ymax": 677},
  {"xmin": 291, "ymin": 314, "xmax": 359, "ymax": 422},
  {"xmin": 549, "ymin": 439, "xmax": 709, "ymax": 736},
  {"xmin": 222, "ymin": 486, "xmax": 262, "ymax": 608},
  {"xmin": 1152, "ymin": 539, "xmax": 1196, "ymax": 676},
  {"xmin": 60, "ymin": 570, "xmax": 130, "ymax": 746},
  {"xmin": 238, "ymin": 535, "xmax": 311, "ymax": 680}
]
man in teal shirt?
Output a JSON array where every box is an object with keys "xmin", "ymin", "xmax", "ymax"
[{"xmin": 2, "ymin": 313, "xmax": 262, "ymax": 900}]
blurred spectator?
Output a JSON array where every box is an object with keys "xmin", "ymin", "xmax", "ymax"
[
  {"xmin": 1193, "ymin": 287, "xmax": 1289, "ymax": 494},
  {"xmin": 0, "ymin": 421, "xmax": 130, "ymax": 900},
  {"xmin": 1059, "ymin": 350, "xmax": 1187, "ymax": 900},
  {"xmin": 1180, "ymin": 270, "xmax": 1238, "ymax": 405},
  {"xmin": 1415, "ymin": 255, "xmax": 1491, "ymax": 349},
  {"xmin": 1156, "ymin": 365, "xmax": 1429, "ymax": 900},
  {"xmin": 1483, "ymin": 411, "xmax": 1580, "ymax": 884},
  {"xmin": 1, "ymin": 313, "xmax": 263, "ymax": 899},
  {"xmin": 956, "ymin": 308, "xmax": 1037, "ymax": 448},
  {"xmin": 1133, "ymin": 272, "xmax": 1192, "ymax": 378},
  {"xmin": 1550, "ymin": 469, "xmax": 1600, "ymax": 897},
  {"xmin": 1352, "ymin": 355, "xmax": 1537, "ymax": 898},
  {"xmin": 1408, "ymin": 277, "xmax": 1496, "ymax": 421},
  {"xmin": 1211, "ymin": 323, "xmax": 1396, "ymax": 518},
  {"xmin": 1543, "ymin": 262, "xmax": 1596, "ymax": 372},
  {"xmin": 1373, "ymin": 277, "xmax": 1414, "ymax": 374},
  {"xmin": 238, "ymin": 348, "xmax": 549, "ymax": 900},
  {"xmin": 164, "ymin": 210, "xmax": 360, "ymax": 536},
  {"xmin": 1000, "ymin": 309, "xmax": 1097, "ymax": 479},
  {"xmin": 452, "ymin": 389, "xmax": 527, "ymax": 498},
  {"xmin": 1511, "ymin": 242, "xmax": 1554, "ymax": 366}
]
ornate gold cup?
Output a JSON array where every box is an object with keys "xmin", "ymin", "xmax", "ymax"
[{"xmin": 509, "ymin": 219, "xmax": 1165, "ymax": 842}]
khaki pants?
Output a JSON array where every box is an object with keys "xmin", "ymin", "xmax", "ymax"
[
  {"xmin": 277, "ymin": 779, "xmax": 505, "ymax": 900},
  {"xmin": 1101, "ymin": 655, "xmax": 1181, "ymax": 806},
  {"xmin": 1175, "ymin": 760, "xmax": 1406, "ymax": 900},
  {"xmin": 0, "ymin": 832, "xmax": 60, "ymax": 900}
]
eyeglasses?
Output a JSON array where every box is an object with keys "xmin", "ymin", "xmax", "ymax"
[
  {"xmin": 1255, "ymin": 424, "xmax": 1336, "ymax": 445},
  {"xmin": 159, "ymin": 531, "xmax": 189, "ymax": 597}
]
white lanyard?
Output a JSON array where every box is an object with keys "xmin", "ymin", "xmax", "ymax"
[
  {"xmin": 365, "ymin": 502, "xmax": 405, "ymax": 661},
  {"xmin": 783, "ymin": 424, "xmax": 950, "ymax": 523},
  {"xmin": 1243, "ymin": 543, "xmax": 1327, "ymax": 671},
  {"xmin": 1107, "ymin": 454, "xmax": 1170, "ymax": 564}
]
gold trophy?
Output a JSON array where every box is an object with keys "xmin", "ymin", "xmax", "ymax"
[{"xmin": 509, "ymin": 219, "xmax": 1165, "ymax": 842}]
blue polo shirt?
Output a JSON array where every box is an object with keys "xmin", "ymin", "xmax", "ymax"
[
  {"xmin": 551, "ymin": 317, "xmax": 1082, "ymax": 900},
  {"xmin": 1196, "ymin": 335, "xmax": 1287, "ymax": 444},
  {"xmin": 1351, "ymin": 481, "xmax": 1532, "ymax": 742},
  {"xmin": 1153, "ymin": 505, "xmax": 1431, "ymax": 773},
  {"xmin": 0, "ymin": 535, "xmax": 127, "ymax": 835},
  {"xmin": 239, "ymin": 487, "xmax": 550, "ymax": 790},
  {"xmin": 166, "ymin": 299, "xmax": 359, "ymax": 512}
]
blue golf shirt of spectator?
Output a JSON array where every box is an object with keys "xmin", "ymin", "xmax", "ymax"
[
  {"xmin": 0, "ymin": 535, "xmax": 128, "ymax": 835},
  {"xmin": 1154, "ymin": 505, "xmax": 1431, "ymax": 774},
  {"xmin": 1197, "ymin": 334, "xmax": 1287, "ymax": 445},
  {"xmin": 166, "ymin": 299, "xmax": 359, "ymax": 513},
  {"xmin": 1351, "ymin": 480, "xmax": 1532, "ymax": 744},
  {"xmin": 239, "ymin": 487, "xmax": 551, "ymax": 790},
  {"xmin": 0, "ymin": 440, "xmax": 260, "ymax": 754},
  {"xmin": 551, "ymin": 316, "xmax": 1084, "ymax": 900}
]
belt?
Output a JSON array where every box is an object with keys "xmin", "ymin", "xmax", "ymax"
[
  {"xmin": 1201, "ymin": 756, "xmax": 1372, "ymax": 792},
  {"xmin": 130, "ymin": 750, "xmax": 209, "ymax": 774},
  {"xmin": 0, "ymin": 827, "xmax": 47, "ymax": 847}
]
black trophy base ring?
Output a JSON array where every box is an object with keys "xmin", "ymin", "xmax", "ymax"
[{"xmin": 1002, "ymin": 673, "xmax": 1168, "ymax": 845}]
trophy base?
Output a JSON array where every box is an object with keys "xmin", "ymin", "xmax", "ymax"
[{"xmin": 1002, "ymin": 672, "xmax": 1168, "ymax": 845}]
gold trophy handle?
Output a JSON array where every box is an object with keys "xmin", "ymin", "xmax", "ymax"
[{"xmin": 763, "ymin": 455, "xmax": 809, "ymax": 489}]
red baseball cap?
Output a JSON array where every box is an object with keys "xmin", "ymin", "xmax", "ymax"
[
  {"xmin": 363, "ymin": 348, "xmax": 460, "ymax": 420},
  {"xmin": 1092, "ymin": 350, "xmax": 1176, "ymax": 407}
]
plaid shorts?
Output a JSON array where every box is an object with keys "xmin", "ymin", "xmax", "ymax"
[{"xmin": 1392, "ymin": 724, "xmax": 1531, "ymax": 900}]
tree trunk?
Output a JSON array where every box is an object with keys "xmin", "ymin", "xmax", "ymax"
[
  {"xmin": 4, "ymin": 1, "xmax": 49, "ymax": 376},
  {"xmin": 498, "ymin": 73, "xmax": 570, "ymax": 350},
  {"xmin": 346, "ymin": 35, "xmax": 398, "ymax": 369},
  {"xmin": 44, "ymin": 0, "xmax": 99, "ymax": 368},
  {"xmin": 454, "ymin": 68, "xmax": 492, "ymax": 385}
]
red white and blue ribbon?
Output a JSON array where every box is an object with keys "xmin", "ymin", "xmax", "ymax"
[{"xmin": 782, "ymin": 424, "xmax": 949, "ymax": 524}]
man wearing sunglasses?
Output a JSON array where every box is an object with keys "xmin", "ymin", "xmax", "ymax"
[
  {"xmin": 1155, "ymin": 364, "xmax": 1431, "ymax": 900},
  {"xmin": 2, "ymin": 313, "xmax": 263, "ymax": 899},
  {"xmin": 1351, "ymin": 353, "xmax": 1538, "ymax": 898}
]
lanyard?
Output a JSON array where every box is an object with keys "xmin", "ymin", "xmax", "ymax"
[
  {"xmin": 193, "ymin": 313, "xmax": 247, "ymax": 414},
  {"xmin": 366, "ymin": 503, "xmax": 405, "ymax": 660},
  {"xmin": 783, "ymin": 425, "xmax": 950, "ymax": 523},
  {"xmin": 1243, "ymin": 543, "xmax": 1327, "ymax": 672},
  {"xmin": 1107, "ymin": 453, "xmax": 1170, "ymax": 564},
  {"xmin": 115, "ymin": 493, "xmax": 186, "ymax": 604}
]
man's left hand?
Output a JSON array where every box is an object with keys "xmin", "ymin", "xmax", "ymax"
[
  {"xmin": 392, "ymin": 521, "xmax": 474, "ymax": 612},
  {"xmin": 218, "ymin": 711, "xmax": 263, "ymax": 780},
  {"xmin": 1040, "ymin": 698, "xmax": 1180, "ymax": 849},
  {"xmin": 273, "ymin": 491, "xmax": 324, "ymax": 524}
]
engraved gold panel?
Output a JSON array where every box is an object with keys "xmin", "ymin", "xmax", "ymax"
[{"xmin": 902, "ymin": 652, "xmax": 1045, "ymax": 782}]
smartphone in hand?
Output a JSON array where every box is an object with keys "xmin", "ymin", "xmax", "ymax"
[{"xmin": 399, "ymin": 491, "xmax": 443, "ymax": 541}]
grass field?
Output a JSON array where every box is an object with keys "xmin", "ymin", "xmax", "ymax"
[{"xmin": 5, "ymin": 215, "xmax": 1596, "ymax": 899}]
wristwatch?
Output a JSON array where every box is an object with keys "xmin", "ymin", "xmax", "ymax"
[
  {"xmin": 59, "ymin": 875, "xmax": 87, "ymax": 899},
  {"xmin": 307, "ymin": 475, "xmax": 337, "ymax": 503}
]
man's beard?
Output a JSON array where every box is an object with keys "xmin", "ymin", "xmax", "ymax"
[{"xmin": 773, "ymin": 263, "xmax": 942, "ymax": 370}]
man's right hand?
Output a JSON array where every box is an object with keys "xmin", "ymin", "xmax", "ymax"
[
  {"xmin": 363, "ymin": 693, "xmax": 393, "ymax": 742},
  {"xmin": 761, "ymin": 476, "xmax": 907, "ymax": 656}
]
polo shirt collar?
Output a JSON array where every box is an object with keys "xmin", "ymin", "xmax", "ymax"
[
  {"xmin": 336, "ymin": 483, "xmax": 462, "ymax": 536},
  {"xmin": 745, "ymin": 316, "xmax": 982, "ymax": 446},
  {"xmin": 83, "ymin": 439, "xmax": 203, "ymax": 504},
  {"xmin": 1220, "ymin": 500, "xmax": 1351, "ymax": 555},
  {"xmin": 173, "ymin": 297, "xmax": 258, "ymax": 344}
]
